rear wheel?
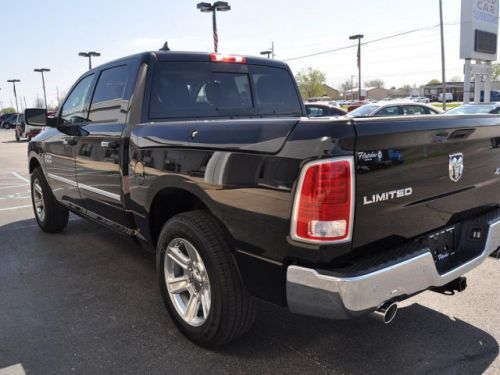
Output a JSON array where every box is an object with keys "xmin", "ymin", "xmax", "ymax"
[
  {"xmin": 31, "ymin": 167, "xmax": 69, "ymax": 232},
  {"xmin": 157, "ymin": 210, "xmax": 255, "ymax": 347}
]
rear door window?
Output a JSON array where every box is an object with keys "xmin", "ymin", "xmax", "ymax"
[
  {"xmin": 89, "ymin": 65, "xmax": 129, "ymax": 123},
  {"xmin": 375, "ymin": 106, "xmax": 401, "ymax": 116},
  {"xmin": 403, "ymin": 105, "xmax": 429, "ymax": 115}
]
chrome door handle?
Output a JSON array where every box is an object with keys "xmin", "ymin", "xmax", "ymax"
[
  {"xmin": 62, "ymin": 138, "xmax": 77, "ymax": 146},
  {"xmin": 101, "ymin": 141, "xmax": 119, "ymax": 149}
]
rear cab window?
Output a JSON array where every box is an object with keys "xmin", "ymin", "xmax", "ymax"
[{"xmin": 149, "ymin": 61, "xmax": 302, "ymax": 119}]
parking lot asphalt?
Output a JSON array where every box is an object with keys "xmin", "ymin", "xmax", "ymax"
[{"xmin": 0, "ymin": 129, "xmax": 498, "ymax": 375}]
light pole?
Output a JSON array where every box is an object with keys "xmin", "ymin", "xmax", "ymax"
[
  {"xmin": 197, "ymin": 2, "xmax": 231, "ymax": 52},
  {"xmin": 7, "ymin": 79, "xmax": 20, "ymax": 112},
  {"xmin": 78, "ymin": 51, "xmax": 101, "ymax": 70},
  {"xmin": 260, "ymin": 42, "xmax": 275, "ymax": 59},
  {"xmin": 260, "ymin": 50, "xmax": 271, "ymax": 59},
  {"xmin": 349, "ymin": 34, "xmax": 364, "ymax": 101},
  {"xmin": 34, "ymin": 68, "xmax": 50, "ymax": 109}
]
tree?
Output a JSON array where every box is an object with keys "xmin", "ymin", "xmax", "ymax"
[
  {"xmin": 449, "ymin": 75, "xmax": 462, "ymax": 82},
  {"xmin": 339, "ymin": 78, "xmax": 354, "ymax": 96},
  {"xmin": 0, "ymin": 107, "xmax": 16, "ymax": 114},
  {"xmin": 364, "ymin": 79, "xmax": 385, "ymax": 88},
  {"xmin": 427, "ymin": 79, "xmax": 441, "ymax": 85},
  {"xmin": 33, "ymin": 98, "xmax": 44, "ymax": 108},
  {"xmin": 295, "ymin": 68, "xmax": 326, "ymax": 99}
]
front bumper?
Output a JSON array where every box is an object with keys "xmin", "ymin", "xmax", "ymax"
[{"xmin": 287, "ymin": 217, "xmax": 500, "ymax": 319}]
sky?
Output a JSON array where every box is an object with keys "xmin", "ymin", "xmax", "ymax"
[{"xmin": 0, "ymin": 0, "xmax": 467, "ymax": 110}]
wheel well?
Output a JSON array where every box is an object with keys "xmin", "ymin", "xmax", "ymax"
[
  {"xmin": 149, "ymin": 188, "xmax": 208, "ymax": 246},
  {"xmin": 29, "ymin": 158, "xmax": 41, "ymax": 174}
]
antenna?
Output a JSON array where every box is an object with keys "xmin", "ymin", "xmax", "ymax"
[{"xmin": 160, "ymin": 41, "xmax": 170, "ymax": 51}]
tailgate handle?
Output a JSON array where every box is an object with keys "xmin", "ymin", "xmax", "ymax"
[{"xmin": 101, "ymin": 141, "xmax": 119, "ymax": 149}]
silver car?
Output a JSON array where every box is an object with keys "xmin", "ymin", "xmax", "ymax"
[{"xmin": 347, "ymin": 101, "xmax": 440, "ymax": 117}]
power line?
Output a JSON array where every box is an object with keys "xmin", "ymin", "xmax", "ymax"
[{"xmin": 283, "ymin": 22, "xmax": 463, "ymax": 62}]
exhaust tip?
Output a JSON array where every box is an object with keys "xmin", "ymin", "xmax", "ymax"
[{"xmin": 370, "ymin": 302, "xmax": 398, "ymax": 324}]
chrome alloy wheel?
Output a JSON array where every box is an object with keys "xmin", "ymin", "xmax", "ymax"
[
  {"xmin": 33, "ymin": 178, "xmax": 45, "ymax": 222},
  {"xmin": 164, "ymin": 238, "xmax": 211, "ymax": 327}
]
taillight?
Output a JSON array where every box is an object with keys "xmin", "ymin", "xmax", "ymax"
[
  {"xmin": 291, "ymin": 157, "xmax": 354, "ymax": 244},
  {"xmin": 210, "ymin": 53, "xmax": 247, "ymax": 64}
]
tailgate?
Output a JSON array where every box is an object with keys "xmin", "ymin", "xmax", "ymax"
[{"xmin": 353, "ymin": 114, "xmax": 500, "ymax": 250}]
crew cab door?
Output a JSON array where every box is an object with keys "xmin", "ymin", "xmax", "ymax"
[
  {"xmin": 44, "ymin": 73, "xmax": 95, "ymax": 209},
  {"xmin": 74, "ymin": 64, "xmax": 130, "ymax": 227}
]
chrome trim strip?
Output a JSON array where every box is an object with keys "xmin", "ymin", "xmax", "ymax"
[
  {"xmin": 47, "ymin": 173, "xmax": 121, "ymax": 202},
  {"xmin": 78, "ymin": 183, "xmax": 121, "ymax": 202},
  {"xmin": 47, "ymin": 173, "xmax": 77, "ymax": 187},
  {"xmin": 287, "ymin": 218, "xmax": 500, "ymax": 319}
]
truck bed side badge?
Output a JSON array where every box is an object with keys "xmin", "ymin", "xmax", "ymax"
[{"xmin": 449, "ymin": 153, "xmax": 464, "ymax": 182}]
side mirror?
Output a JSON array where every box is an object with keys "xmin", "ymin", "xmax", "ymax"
[{"xmin": 25, "ymin": 108, "xmax": 58, "ymax": 127}]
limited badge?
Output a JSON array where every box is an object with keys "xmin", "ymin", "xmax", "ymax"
[{"xmin": 449, "ymin": 153, "xmax": 464, "ymax": 182}]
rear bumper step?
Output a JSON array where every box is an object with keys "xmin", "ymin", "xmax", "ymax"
[{"xmin": 286, "ymin": 217, "xmax": 500, "ymax": 320}]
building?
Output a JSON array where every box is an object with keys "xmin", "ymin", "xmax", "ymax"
[
  {"xmin": 366, "ymin": 87, "xmax": 389, "ymax": 100},
  {"xmin": 423, "ymin": 81, "xmax": 500, "ymax": 101},
  {"xmin": 321, "ymin": 84, "xmax": 341, "ymax": 100}
]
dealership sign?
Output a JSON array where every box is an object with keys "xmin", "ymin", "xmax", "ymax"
[{"xmin": 460, "ymin": 0, "xmax": 499, "ymax": 61}]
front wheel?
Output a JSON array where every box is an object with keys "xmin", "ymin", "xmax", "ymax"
[
  {"xmin": 15, "ymin": 132, "xmax": 19, "ymax": 141},
  {"xmin": 157, "ymin": 211, "xmax": 255, "ymax": 347},
  {"xmin": 31, "ymin": 167, "xmax": 69, "ymax": 232}
]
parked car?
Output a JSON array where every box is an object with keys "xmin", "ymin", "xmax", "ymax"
[
  {"xmin": 413, "ymin": 96, "xmax": 430, "ymax": 104},
  {"xmin": 305, "ymin": 102, "xmax": 347, "ymax": 117},
  {"xmin": 25, "ymin": 50, "xmax": 500, "ymax": 347},
  {"xmin": 347, "ymin": 100, "xmax": 370, "ymax": 112},
  {"xmin": 442, "ymin": 103, "xmax": 500, "ymax": 115},
  {"xmin": 347, "ymin": 101, "xmax": 440, "ymax": 117},
  {"xmin": 14, "ymin": 113, "xmax": 41, "ymax": 141},
  {"xmin": 0, "ymin": 113, "xmax": 18, "ymax": 129},
  {"xmin": 438, "ymin": 93, "xmax": 454, "ymax": 102}
]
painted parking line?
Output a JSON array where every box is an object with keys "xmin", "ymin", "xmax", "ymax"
[
  {"xmin": 0, "ymin": 205, "xmax": 32, "ymax": 212},
  {"xmin": 11, "ymin": 172, "xmax": 30, "ymax": 184}
]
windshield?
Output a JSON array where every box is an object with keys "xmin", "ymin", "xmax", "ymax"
[
  {"xmin": 445, "ymin": 104, "xmax": 497, "ymax": 115},
  {"xmin": 347, "ymin": 104, "xmax": 379, "ymax": 117}
]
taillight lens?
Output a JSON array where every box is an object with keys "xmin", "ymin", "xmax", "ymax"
[
  {"xmin": 291, "ymin": 157, "xmax": 354, "ymax": 244},
  {"xmin": 210, "ymin": 53, "xmax": 247, "ymax": 64}
]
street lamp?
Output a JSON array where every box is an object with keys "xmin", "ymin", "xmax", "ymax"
[
  {"xmin": 349, "ymin": 34, "xmax": 364, "ymax": 101},
  {"xmin": 197, "ymin": 2, "xmax": 231, "ymax": 52},
  {"xmin": 34, "ymin": 68, "xmax": 50, "ymax": 109},
  {"xmin": 7, "ymin": 79, "xmax": 20, "ymax": 112},
  {"xmin": 260, "ymin": 50, "xmax": 272, "ymax": 59},
  {"xmin": 78, "ymin": 51, "xmax": 101, "ymax": 70},
  {"xmin": 260, "ymin": 42, "xmax": 275, "ymax": 59}
]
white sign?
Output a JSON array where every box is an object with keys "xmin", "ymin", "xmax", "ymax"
[{"xmin": 460, "ymin": 0, "xmax": 499, "ymax": 61}]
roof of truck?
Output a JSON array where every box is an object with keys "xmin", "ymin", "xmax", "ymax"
[{"xmin": 90, "ymin": 50, "xmax": 289, "ymax": 72}]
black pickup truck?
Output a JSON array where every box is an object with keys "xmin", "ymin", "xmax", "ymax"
[{"xmin": 25, "ymin": 51, "xmax": 500, "ymax": 347}]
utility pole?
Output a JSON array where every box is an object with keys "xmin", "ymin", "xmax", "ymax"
[
  {"xmin": 34, "ymin": 68, "xmax": 50, "ymax": 109},
  {"xmin": 439, "ymin": 0, "xmax": 447, "ymax": 111},
  {"xmin": 7, "ymin": 79, "xmax": 20, "ymax": 113},
  {"xmin": 349, "ymin": 34, "xmax": 364, "ymax": 101}
]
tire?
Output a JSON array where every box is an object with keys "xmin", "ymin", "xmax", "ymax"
[
  {"xmin": 157, "ymin": 210, "xmax": 255, "ymax": 347},
  {"xmin": 31, "ymin": 166, "xmax": 69, "ymax": 233},
  {"xmin": 15, "ymin": 132, "xmax": 19, "ymax": 142}
]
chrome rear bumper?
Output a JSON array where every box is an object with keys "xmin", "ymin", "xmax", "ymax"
[{"xmin": 287, "ymin": 218, "xmax": 500, "ymax": 319}]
